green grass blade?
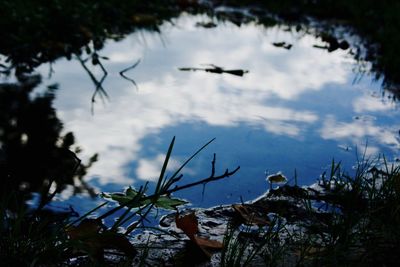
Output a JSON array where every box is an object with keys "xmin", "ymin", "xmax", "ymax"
[
  {"xmin": 66, "ymin": 201, "xmax": 108, "ymax": 227},
  {"xmin": 169, "ymin": 138, "xmax": 215, "ymax": 181},
  {"xmin": 155, "ymin": 136, "xmax": 175, "ymax": 194}
]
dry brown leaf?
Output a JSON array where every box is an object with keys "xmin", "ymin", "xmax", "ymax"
[
  {"xmin": 175, "ymin": 212, "xmax": 223, "ymax": 261},
  {"xmin": 175, "ymin": 212, "xmax": 198, "ymax": 239}
]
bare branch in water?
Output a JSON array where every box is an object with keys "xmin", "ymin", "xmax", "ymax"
[
  {"xmin": 76, "ymin": 54, "xmax": 109, "ymax": 113},
  {"xmin": 120, "ymin": 59, "xmax": 141, "ymax": 89},
  {"xmin": 179, "ymin": 64, "xmax": 249, "ymax": 77}
]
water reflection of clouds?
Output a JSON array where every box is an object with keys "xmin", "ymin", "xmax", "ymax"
[
  {"xmin": 320, "ymin": 115, "xmax": 399, "ymax": 156},
  {"xmin": 46, "ymin": 15, "xmax": 395, "ymax": 186},
  {"xmin": 353, "ymin": 94, "xmax": 394, "ymax": 112},
  {"xmin": 136, "ymin": 154, "xmax": 195, "ymax": 181}
]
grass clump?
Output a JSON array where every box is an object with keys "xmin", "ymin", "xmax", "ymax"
[
  {"xmin": 220, "ymin": 156, "xmax": 400, "ymax": 266},
  {"xmin": 308, "ymin": 157, "xmax": 400, "ymax": 266}
]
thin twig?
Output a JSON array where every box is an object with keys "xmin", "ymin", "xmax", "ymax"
[
  {"xmin": 90, "ymin": 55, "xmax": 108, "ymax": 108},
  {"xmin": 211, "ymin": 153, "xmax": 216, "ymax": 177},
  {"xmin": 120, "ymin": 59, "xmax": 140, "ymax": 89},
  {"xmin": 97, "ymin": 163, "xmax": 240, "ymax": 221},
  {"xmin": 165, "ymin": 166, "xmax": 240, "ymax": 195},
  {"xmin": 76, "ymin": 54, "xmax": 109, "ymax": 112}
]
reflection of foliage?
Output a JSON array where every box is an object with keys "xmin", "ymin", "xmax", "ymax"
[
  {"xmin": 0, "ymin": 0, "xmax": 183, "ymax": 75},
  {"xmin": 0, "ymin": 75, "xmax": 97, "ymax": 208},
  {"xmin": 0, "ymin": 0, "xmax": 189, "ymax": 103},
  {"xmin": 1, "ymin": 0, "xmax": 399, "ymax": 95},
  {"xmin": 220, "ymin": 0, "xmax": 400, "ymax": 86},
  {"xmin": 1, "ymin": 0, "xmax": 400, "ymax": 87},
  {"xmin": 179, "ymin": 64, "xmax": 249, "ymax": 76}
]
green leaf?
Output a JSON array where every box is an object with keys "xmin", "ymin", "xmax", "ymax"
[
  {"xmin": 101, "ymin": 187, "xmax": 150, "ymax": 208},
  {"xmin": 126, "ymin": 187, "xmax": 139, "ymax": 198},
  {"xmin": 153, "ymin": 196, "xmax": 188, "ymax": 210}
]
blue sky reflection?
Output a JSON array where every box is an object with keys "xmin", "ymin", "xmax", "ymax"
[{"xmin": 37, "ymin": 14, "xmax": 399, "ymax": 207}]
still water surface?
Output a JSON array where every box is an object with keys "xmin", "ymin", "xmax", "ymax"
[{"xmin": 36, "ymin": 15, "xmax": 399, "ymax": 215}]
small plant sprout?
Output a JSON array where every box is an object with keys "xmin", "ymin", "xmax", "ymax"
[{"xmin": 267, "ymin": 172, "xmax": 287, "ymax": 190}]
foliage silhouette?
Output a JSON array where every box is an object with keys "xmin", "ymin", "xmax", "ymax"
[
  {"xmin": 1, "ymin": 0, "xmax": 399, "ymax": 94},
  {"xmin": 0, "ymin": 75, "xmax": 97, "ymax": 209}
]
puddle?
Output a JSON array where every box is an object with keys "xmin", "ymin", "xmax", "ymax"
[{"xmin": 27, "ymin": 14, "xmax": 399, "ymax": 214}]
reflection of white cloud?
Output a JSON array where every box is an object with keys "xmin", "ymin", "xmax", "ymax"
[
  {"xmin": 262, "ymin": 121, "xmax": 302, "ymax": 137},
  {"xmin": 353, "ymin": 94, "xmax": 393, "ymax": 113},
  {"xmin": 320, "ymin": 115, "xmax": 399, "ymax": 150},
  {"xmin": 171, "ymin": 22, "xmax": 350, "ymax": 100},
  {"xmin": 136, "ymin": 154, "xmax": 193, "ymax": 181},
  {"xmin": 44, "ymin": 14, "xmax": 380, "ymax": 186}
]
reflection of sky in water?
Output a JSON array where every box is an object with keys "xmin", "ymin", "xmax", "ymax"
[{"xmin": 37, "ymin": 14, "xmax": 399, "ymax": 210}]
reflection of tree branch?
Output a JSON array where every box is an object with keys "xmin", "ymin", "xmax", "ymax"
[
  {"xmin": 48, "ymin": 62, "xmax": 55, "ymax": 79},
  {"xmin": 76, "ymin": 55, "xmax": 108, "ymax": 111},
  {"xmin": 210, "ymin": 153, "xmax": 216, "ymax": 177},
  {"xmin": 119, "ymin": 59, "xmax": 140, "ymax": 89},
  {"xmin": 179, "ymin": 64, "xmax": 249, "ymax": 77}
]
